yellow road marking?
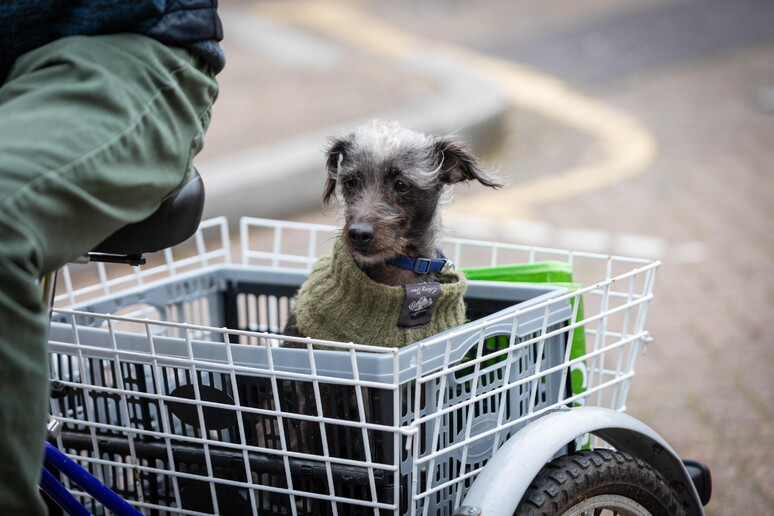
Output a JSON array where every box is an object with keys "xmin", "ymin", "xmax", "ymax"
[{"xmin": 256, "ymin": 1, "xmax": 657, "ymax": 220}]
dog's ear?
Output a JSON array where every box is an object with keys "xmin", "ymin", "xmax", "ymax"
[
  {"xmin": 323, "ymin": 135, "xmax": 351, "ymax": 205},
  {"xmin": 434, "ymin": 137, "xmax": 504, "ymax": 188}
]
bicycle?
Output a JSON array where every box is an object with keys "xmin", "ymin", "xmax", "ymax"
[
  {"xmin": 45, "ymin": 206, "xmax": 711, "ymax": 515},
  {"xmin": 40, "ymin": 170, "xmax": 205, "ymax": 516}
]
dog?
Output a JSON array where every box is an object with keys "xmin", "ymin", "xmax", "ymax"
[
  {"xmin": 283, "ymin": 119, "xmax": 503, "ymax": 346},
  {"xmin": 269, "ymin": 121, "xmax": 503, "ymax": 508}
]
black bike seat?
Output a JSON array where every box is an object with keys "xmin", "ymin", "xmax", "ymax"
[{"xmin": 92, "ymin": 169, "xmax": 206, "ymax": 255}]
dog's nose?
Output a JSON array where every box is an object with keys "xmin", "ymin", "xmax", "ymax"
[{"xmin": 348, "ymin": 223, "xmax": 374, "ymax": 249}]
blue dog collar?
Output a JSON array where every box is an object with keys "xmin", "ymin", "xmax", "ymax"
[{"xmin": 386, "ymin": 251, "xmax": 453, "ymax": 274}]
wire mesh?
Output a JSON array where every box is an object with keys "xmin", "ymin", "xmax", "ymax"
[{"xmin": 48, "ymin": 217, "xmax": 659, "ymax": 516}]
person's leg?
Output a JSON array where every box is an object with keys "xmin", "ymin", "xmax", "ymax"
[{"xmin": 0, "ymin": 34, "xmax": 218, "ymax": 515}]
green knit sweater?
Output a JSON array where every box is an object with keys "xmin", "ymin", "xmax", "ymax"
[{"xmin": 294, "ymin": 241, "xmax": 468, "ymax": 348}]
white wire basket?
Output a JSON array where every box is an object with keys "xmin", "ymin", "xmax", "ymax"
[{"xmin": 47, "ymin": 217, "xmax": 659, "ymax": 516}]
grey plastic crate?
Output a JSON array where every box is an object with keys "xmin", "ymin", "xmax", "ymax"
[{"xmin": 48, "ymin": 265, "xmax": 573, "ymax": 516}]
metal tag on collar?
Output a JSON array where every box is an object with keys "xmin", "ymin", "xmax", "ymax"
[{"xmin": 441, "ymin": 259, "xmax": 455, "ymax": 273}]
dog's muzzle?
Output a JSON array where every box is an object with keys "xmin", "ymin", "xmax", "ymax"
[{"xmin": 348, "ymin": 223, "xmax": 374, "ymax": 250}]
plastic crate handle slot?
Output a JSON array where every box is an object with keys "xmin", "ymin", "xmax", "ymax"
[{"xmin": 462, "ymin": 261, "xmax": 588, "ymax": 406}]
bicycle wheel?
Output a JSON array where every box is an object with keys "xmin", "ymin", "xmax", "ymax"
[{"xmin": 515, "ymin": 449, "xmax": 685, "ymax": 516}]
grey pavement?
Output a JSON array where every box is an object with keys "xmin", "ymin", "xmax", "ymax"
[{"xmin": 197, "ymin": 1, "xmax": 774, "ymax": 514}]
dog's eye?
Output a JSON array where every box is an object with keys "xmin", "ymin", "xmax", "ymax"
[
  {"xmin": 343, "ymin": 177, "xmax": 358, "ymax": 190},
  {"xmin": 394, "ymin": 180, "xmax": 412, "ymax": 193}
]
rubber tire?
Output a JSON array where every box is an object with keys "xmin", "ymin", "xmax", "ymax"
[{"xmin": 514, "ymin": 449, "xmax": 686, "ymax": 516}]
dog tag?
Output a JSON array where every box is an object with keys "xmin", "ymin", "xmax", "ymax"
[{"xmin": 399, "ymin": 282, "xmax": 441, "ymax": 329}]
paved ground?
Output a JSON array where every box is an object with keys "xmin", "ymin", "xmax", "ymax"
[
  {"xmin": 590, "ymin": 43, "xmax": 774, "ymax": 513},
  {"xmin": 530, "ymin": 42, "xmax": 774, "ymax": 514},
  {"xmin": 195, "ymin": 1, "xmax": 774, "ymax": 513}
]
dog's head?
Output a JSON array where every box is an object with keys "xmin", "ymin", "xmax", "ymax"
[{"xmin": 323, "ymin": 120, "xmax": 503, "ymax": 265}]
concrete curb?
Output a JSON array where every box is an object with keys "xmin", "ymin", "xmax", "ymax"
[{"xmin": 197, "ymin": 46, "xmax": 508, "ymax": 222}]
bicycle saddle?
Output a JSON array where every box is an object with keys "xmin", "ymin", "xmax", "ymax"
[{"xmin": 92, "ymin": 168, "xmax": 205, "ymax": 256}]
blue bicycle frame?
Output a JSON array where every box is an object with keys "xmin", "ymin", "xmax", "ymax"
[{"xmin": 41, "ymin": 442, "xmax": 143, "ymax": 516}]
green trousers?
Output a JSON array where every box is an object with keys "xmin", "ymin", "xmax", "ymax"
[{"xmin": 0, "ymin": 34, "xmax": 218, "ymax": 515}]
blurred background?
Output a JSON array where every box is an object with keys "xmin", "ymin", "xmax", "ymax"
[{"xmin": 195, "ymin": 1, "xmax": 774, "ymax": 513}]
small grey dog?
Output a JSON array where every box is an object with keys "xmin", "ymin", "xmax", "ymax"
[
  {"xmin": 275, "ymin": 120, "xmax": 504, "ymax": 484},
  {"xmin": 283, "ymin": 119, "xmax": 503, "ymax": 342}
]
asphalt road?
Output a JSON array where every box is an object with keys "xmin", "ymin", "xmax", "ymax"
[{"xmin": 478, "ymin": 0, "xmax": 774, "ymax": 84}]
